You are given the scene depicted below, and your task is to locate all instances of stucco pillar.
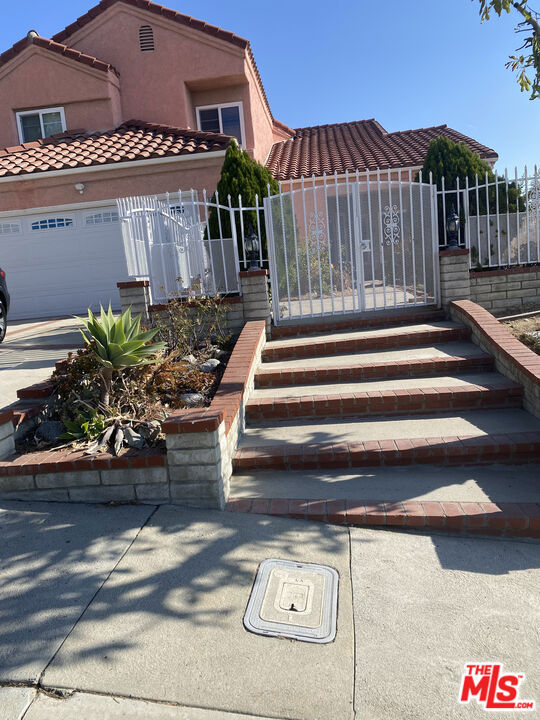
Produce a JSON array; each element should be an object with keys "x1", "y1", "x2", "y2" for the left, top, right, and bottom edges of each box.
[
  {"x1": 239, "y1": 270, "x2": 271, "y2": 337},
  {"x1": 439, "y1": 249, "x2": 471, "y2": 311}
]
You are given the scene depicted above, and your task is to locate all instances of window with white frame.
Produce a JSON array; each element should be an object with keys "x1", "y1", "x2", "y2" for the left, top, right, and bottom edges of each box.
[
  {"x1": 196, "y1": 102, "x2": 244, "y2": 145},
  {"x1": 16, "y1": 107, "x2": 66, "y2": 144}
]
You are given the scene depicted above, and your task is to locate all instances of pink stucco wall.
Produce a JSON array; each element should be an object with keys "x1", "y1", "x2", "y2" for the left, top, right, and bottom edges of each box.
[
  {"x1": 0, "y1": 2, "x2": 293, "y2": 211},
  {"x1": 0, "y1": 47, "x2": 121, "y2": 149},
  {"x1": 0, "y1": 154, "x2": 225, "y2": 212}
]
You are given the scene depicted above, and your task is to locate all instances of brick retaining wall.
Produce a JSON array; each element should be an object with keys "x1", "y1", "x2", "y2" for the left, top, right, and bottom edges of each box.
[{"x1": 0, "y1": 320, "x2": 267, "y2": 507}]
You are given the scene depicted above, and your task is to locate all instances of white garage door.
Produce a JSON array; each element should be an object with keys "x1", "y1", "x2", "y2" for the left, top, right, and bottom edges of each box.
[{"x1": 0, "y1": 205, "x2": 128, "y2": 320}]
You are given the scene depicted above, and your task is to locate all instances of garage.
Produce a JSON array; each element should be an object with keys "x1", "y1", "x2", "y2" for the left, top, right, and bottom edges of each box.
[{"x1": 0, "y1": 204, "x2": 127, "y2": 320}]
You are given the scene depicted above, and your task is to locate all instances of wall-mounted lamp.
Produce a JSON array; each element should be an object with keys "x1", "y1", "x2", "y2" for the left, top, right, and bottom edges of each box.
[{"x1": 74, "y1": 183, "x2": 86, "y2": 195}]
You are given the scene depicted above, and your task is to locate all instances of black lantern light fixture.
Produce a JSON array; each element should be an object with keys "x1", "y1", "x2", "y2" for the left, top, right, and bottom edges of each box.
[
  {"x1": 245, "y1": 222, "x2": 260, "y2": 270},
  {"x1": 446, "y1": 204, "x2": 460, "y2": 248}
]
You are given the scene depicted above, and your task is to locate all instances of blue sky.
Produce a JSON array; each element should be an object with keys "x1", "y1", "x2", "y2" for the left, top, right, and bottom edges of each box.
[{"x1": 3, "y1": 0, "x2": 539, "y2": 172}]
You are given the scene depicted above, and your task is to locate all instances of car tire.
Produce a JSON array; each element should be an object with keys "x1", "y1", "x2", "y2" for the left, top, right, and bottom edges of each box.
[{"x1": 0, "y1": 300, "x2": 7, "y2": 343}]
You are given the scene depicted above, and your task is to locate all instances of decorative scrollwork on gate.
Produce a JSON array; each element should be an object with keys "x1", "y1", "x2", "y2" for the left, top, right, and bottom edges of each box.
[
  {"x1": 383, "y1": 204, "x2": 400, "y2": 245},
  {"x1": 308, "y1": 210, "x2": 326, "y2": 243},
  {"x1": 527, "y1": 180, "x2": 540, "y2": 214}
]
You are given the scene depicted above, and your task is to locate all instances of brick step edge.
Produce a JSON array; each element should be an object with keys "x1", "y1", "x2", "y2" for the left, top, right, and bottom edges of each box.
[
  {"x1": 271, "y1": 308, "x2": 445, "y2": 339},
  {"x1": 233, "y1": 434, "x2": 540, "y2": 470},
  {"x1": 255, "y1": 355, "x2": 495, "y2": 387},
  {"x1": 226, "y1": 498, "x2": 540, "y2": 538},
  {"x1": 246, "y1": 385, "x2": 522, "y2": 421},
  {"x1": 263, "y1": 327, "x2": 471, "y2": 361}
]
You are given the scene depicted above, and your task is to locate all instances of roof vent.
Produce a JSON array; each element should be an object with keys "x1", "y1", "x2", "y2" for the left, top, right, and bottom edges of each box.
[
  {"x1": 139, "y1": 25, "x2": 154, "y2": 52},
  {"x1": 27, "y1": 30, "x2": 38, "y2": 41}
]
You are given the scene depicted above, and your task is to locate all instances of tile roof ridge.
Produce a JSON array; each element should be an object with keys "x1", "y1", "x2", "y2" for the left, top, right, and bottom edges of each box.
[
  {"x1": 118, "y1": 119, "x2": 234, "y2": 141},
  {"x1": 0, "y1": 31, "x2": 119, "y2": 75},
  {"x1": 386, "y1": 123, "x2": 449, "y2": 136},
  {"x1": 292, "y1": 119, "x2": 385, "y2": 135}
]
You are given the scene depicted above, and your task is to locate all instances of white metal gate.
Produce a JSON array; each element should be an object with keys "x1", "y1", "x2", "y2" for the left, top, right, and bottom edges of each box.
[
  {"x1": 117, "y1": 192, "x2": 240, "y2": 303},
  {"x1": 265, "y1": 171, "x2": 440, "y2": 323}
]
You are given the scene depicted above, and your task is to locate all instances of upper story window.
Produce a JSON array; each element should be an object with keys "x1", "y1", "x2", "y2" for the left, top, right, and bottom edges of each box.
[
  {"x1": 16, "y1": 107, "x2": 66, "y2": 144},
  {"x1": 139, "y1": 25, "x2": 155, "y2": 51},
  {"x1": 196, "y1": 102, "x2": 244, "y2": 145}
]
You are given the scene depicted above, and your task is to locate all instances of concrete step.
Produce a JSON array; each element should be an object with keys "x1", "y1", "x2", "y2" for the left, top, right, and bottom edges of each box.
[
  {"x1": 263, "y1": 322, "x2": 470, "y2": 362},
  {"x1": 255, "y1": 342, "x2": 493, "y2": 387},
  {"x1": 230, "y1": 464, "x2": 540, "y2": 503},
  {"x1": 246, "y1": 376, "x2": 523, "y2": 422},
  {"x1": 234, "y1": 409, "x2": 540, "y2": 470},
  {"x1": 226, "y1": 496, "x2": 540, "y2": 539},
  {"x1": 271, "y1": 307, "x2": 445, "y2": 339}
]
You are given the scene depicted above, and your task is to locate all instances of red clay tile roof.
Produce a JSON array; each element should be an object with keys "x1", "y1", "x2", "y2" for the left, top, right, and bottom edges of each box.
[
  {"x1": 0, "y1": 32, "x2": 119, "y2": 76},
  {"x1": 51, "y1": 0, "x2": 294, "y2": 136},
  {"x1": 0, "y1": 120, "x2": 232, "y2": 177},
  {"x1": 266, "y1": 120, "x2": 498, "y2": 180}
]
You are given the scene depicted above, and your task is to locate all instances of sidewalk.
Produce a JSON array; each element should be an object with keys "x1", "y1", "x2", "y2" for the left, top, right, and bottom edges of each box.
[{"x1": 0, "y1": 500, "x2": 538, "y2": 719}]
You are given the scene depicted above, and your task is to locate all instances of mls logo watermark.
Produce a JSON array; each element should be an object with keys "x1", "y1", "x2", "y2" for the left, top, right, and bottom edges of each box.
[{"x1": 459, "y1": 664, "x2": 535, "y2": 711}]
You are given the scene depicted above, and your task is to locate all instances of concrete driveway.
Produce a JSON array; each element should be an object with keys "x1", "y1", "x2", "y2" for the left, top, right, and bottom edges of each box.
[
  {"x1": 0, "y1": 317, "x2": 81, "y2": 406},
  {"x1": 0, "y1": 501, "x2": 538, "y2": 719}
]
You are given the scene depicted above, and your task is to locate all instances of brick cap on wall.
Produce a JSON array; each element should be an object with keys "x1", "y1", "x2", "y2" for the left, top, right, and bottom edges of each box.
[
  {"x1": 149, "y1": 295, "x2": 242, "y2": 312},
  {"x1": 117, "y1": 280, "x2": 150, "y2": 289},
  {"x1": 239, "y1": 269, "x2": 268, "y2": 277},
  {"x1": 470, "y1": 264, "x2": 540, "y2": 278},
  {"x1": 162, "y1": 320, "x2": 266, "y2": 436},
  {"x1": 440, "y1": 248, "x2": 469, "y2": 257},
  {"x1": 451, "y1": 300, "x2": 540, "y2": 386}
]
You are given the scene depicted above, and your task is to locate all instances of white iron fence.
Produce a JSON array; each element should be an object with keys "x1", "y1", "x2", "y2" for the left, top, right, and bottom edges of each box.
[
  {"x1": 436, "y1": 166, "x2": 540, "y2": 269},
  {"x1": 265, "y1": 170, "x2": 439, "y2": 323},
  {"x1": 117, "y1": 192, "x2": 241, "y2": 303}
]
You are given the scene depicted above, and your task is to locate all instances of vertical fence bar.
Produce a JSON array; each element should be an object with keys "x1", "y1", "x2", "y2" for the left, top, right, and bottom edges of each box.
[
  {"x1": 365, "y1": 169, "x2": 377, "y2": 310},
  {"x1": 474, "y1": 173, "x2": 481, "y2": 266},
  {"x1": 398, "y1": 168, "x2": 407, "y2": 304},
  {"x1": 255, "y1": 194, "x2": 263, "y2": 267},
  {"x1": 333, "y1": 172, "x2": 346, "y2": 313},
  {"x1": 346, "y1": 170, "x2": 360, "y2": 312},
  {"x1": 214, "y1": 190, "x2": 229, "y2": 293},
  {"x1": 265, "y1": 183, "x2": 280, "y2": 323},
  {"x1": 202, "y1": 188, "x2": 217, "y2": 295},
  {"x1": 312, "y1": 174, "x2": 325, "y2": 314},
  {"x1": 238, "y1": 194, "x2": 246, "y2": 271},
  {"x1": 515, "y1": 167, "x2": 521, "y2": 266},
  {"x1": 299, "y1": 175, "x2": 314, "y2": 317},
  {"x1": 504, "y1": 169, "x2": 511, "y2": 265},
  {"x1": 420, "y1": 172, "x2": 428, "y2": 304},
  {"x1": 485, "y1": 171, "x2": 491, "y2": 266},
  {"x1": 495, "y1": 174, "x2": 501, "y2": 267},
  {"x1": 289, "y1": 180, "x2": 303, "y2": 317},
  {"x1": 456, "y1": 176, "x2": 461, "y2": 244},
  {"x1": 408, "y1": 168, "x2": 417, "y2": 305},
  {"x1": 464, "y1": 176, "x2": 471, "y2": 259},
  {"x1": 353, "y1": 169, "x2": 365, "y2": 313},
  {"x1": 536, "y1": 166, "x2": 540, "y2": 262},
  {"x1": 322, "y1": 173, "x2": 336, "y2": 314},
  {"x1": 387, "y1": 168, "x2": 397, "y2": 306},
  {"x1": 228, "y1": 194, "x2": 241, "y2": 293},
  {"x1": 376, "y1": 168, "x2": 387, "y2": 309},
  {"x1": 278, "y1": 181, "x2": 293, "y2": 319},
  {"x1": 525, "y1": 166, "x2": 531, "y2": 263},
  {"x1": 441, "y1": 175, "x2": 447, "y2": 246}
]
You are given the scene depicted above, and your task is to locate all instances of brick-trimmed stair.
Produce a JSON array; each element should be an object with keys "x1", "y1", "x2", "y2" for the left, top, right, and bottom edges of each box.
[{"x1": 229, "y1": 313, "x2": 540, "y2": 537}]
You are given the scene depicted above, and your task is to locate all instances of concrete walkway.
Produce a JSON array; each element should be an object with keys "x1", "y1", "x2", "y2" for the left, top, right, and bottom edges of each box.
[
  {"x1": 1, "y1": 317, "x2": 81, "y2": 406},
  {"x1": 1, "y1": 500, "x2": 538, "y2": 719}
]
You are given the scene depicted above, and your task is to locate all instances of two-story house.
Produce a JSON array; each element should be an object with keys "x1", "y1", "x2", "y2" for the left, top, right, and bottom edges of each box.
[{"x1": 0, "y1": 0, "x2": 497, "y2": 319}]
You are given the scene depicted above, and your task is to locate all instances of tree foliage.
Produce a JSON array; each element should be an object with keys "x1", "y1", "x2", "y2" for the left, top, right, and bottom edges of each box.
[
  {"x1": 207, "y1": 140, "x2": 279, "y2": 263},
  {"x1": 478, "y1": 1, "x2": 540, "y2": 99},
  {"x1": 419, "y1": 136, "x2": 523, "y2": 244}
]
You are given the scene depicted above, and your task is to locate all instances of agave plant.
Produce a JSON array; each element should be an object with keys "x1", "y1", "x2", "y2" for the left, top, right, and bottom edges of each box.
[{"x1": 76, "y1": 304, "x2": 167, "y2": 405}]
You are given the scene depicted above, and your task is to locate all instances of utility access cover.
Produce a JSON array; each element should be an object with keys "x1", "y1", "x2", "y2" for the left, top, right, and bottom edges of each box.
[{"x1": 244, "y1": 558, "x2": 338, "y2": 643}]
